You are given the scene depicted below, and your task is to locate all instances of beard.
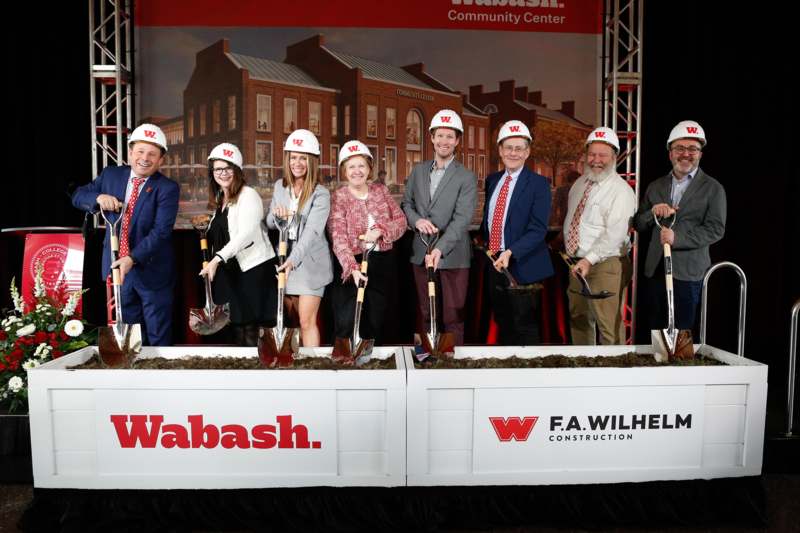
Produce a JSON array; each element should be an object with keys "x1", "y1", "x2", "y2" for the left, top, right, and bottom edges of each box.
[{"x1": 584, "y1": 161, "x2": 616, "y2": 183}]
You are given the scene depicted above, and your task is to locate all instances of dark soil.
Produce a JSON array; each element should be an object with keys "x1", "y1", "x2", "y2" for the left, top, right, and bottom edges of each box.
[
  {"x1": 415, "y1": 352, "x2": 726, "y2": 369},
  {"x1": 72, "y1": 354, "x2": 397, "y2": 370}
]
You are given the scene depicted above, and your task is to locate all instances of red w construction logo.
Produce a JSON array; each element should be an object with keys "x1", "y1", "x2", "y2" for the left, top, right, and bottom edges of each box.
[
  {"x1": 509, "y1": 125, "x2": 520, "y2": 132},
  {"x1": 223, "y1": 149, "x2": 234, "y2": 157},
  {"x1": 440, "y1": 116, "x2": 452, "y2": 123},
  {"x1": 686, "y1": 126, "x2": 698, "y2": 134},
  {"x1": 348, "y1": 144, "x2": 359, "y2": 152},
  {"x1": 144, "y1": 130, "x2": 156, "y2": 138},
  {"x1": 293, "y1": 139, "x2": 304, "y2": 146},
  {"x1": 595, "y1": 131, "x2": 606, "y2": 138},
  {"x1": 489, "y1": 416, "x2": 539, "y2": 442}
]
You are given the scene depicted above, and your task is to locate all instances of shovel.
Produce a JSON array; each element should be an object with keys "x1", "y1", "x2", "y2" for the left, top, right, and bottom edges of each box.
[
  {"x1": 258, "y1": 213, "x2": 299, "y2": 367},
  {"x1": 332, "y1": 238, "x2": 378, "y2": 366},
  {"x1": 98, "y1": 205, "x2": 142, "y2": 367},
  {"x1": 413, "y1": 231, "x2": 455, "y2": 362},
  {"x1": 559, "y1": 252, "x2": 614, "y2": 300},
  {"x1": 188, "y1": 215, "x2": 230, "y2": 335},
  {"x1": 474, "y1": 239, "x2": 542, "y2": 293},
  {"x1": 651, "y1": 212, "x2": 695, "y2": 362}
]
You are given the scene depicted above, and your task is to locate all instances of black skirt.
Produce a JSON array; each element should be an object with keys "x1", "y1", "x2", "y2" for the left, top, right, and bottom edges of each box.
[{"x1": 208, "y1": 208, "x2": 277, "y2": 326}]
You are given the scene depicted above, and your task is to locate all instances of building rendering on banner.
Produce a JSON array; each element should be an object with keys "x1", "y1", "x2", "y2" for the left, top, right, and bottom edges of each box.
[
  {"x1": 469, "y1": 80, "x2": 593, "y2": 188},
  {"x1": 156, "y1": 34, "x2": 592, "y2": 219}
]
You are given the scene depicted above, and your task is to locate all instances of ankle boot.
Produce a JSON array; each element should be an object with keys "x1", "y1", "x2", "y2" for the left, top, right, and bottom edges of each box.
[
  {"x1": 231, "y1": 325, "x2": 247, "y2": 346},
  {"x1": 243, "y1": 324, "x2": 260, "y2": 347}
]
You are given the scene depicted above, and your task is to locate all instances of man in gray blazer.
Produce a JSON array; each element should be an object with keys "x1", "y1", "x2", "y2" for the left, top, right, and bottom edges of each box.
[
  {"x1": 402, "y1": 109, "x2": 477, "y2": 345},
  {"x1": 633, "y1": 120, "x2": 726, "y2": 332}
]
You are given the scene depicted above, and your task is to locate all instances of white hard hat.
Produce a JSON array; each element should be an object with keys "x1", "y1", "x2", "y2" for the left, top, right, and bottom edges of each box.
[
  {"x1": 208, "y1": 143, "x2": 243, "y2": 170},
  {"x1": 586, "y1": 127, "x2": 620, "y2": 152},
  {"x1": 338, "y1": 140, "x2": 373, "y2": 167},
  {"x1": 497, "y1": 120, "x2": 532, "y2": 144},
  {"x1": 128, "y1": 123, "x2": 168, "y2": 152},
  {"x1": 666, "y1": 120, "x2": 706, "y2": 149},
  {"x1": 429, "y1": 109, "x2": 464, "y2": 134},
  {"x1": 283, "y1": 129, "x2": 320, "y2": 156}
]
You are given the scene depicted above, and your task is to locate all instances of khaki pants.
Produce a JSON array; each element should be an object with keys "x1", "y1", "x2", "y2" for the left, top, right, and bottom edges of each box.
[{"x1": 568, "y1": 255, "x2": 632, "y2": 345}]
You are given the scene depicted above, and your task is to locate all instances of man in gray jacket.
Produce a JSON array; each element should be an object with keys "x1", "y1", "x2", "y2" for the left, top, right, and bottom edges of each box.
[
  {"x1": 402, "y1": 109, "x2": 477, "y2": 345},
  {"x1": 634, "y1": 120, "x2": 726, "y2": 332}
]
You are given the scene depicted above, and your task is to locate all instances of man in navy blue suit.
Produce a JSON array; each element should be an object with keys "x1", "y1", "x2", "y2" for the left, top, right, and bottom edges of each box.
[
  {"x1": 72, "y1": 123, "x2": 180, "y2": 345},
  {"x1": 481, "y1": 120, "x2": 553, "y2": 345}
]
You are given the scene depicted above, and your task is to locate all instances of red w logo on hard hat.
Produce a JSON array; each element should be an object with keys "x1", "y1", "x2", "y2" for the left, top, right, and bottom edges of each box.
[
  {"x1": 686, "y1": 126, "x2": 699, "y2": 134},
  {"x1": 595, "y1": 131, "x2": 606, "y2": 138},
  {"x1": 293, "y1": 139, "x2": 303, "y2": 146},
  {"x1": 223, "y1": 149, "x2": 233, "y2": 157},
  {"x1": 348, "y1": 145, "x2": 359, "y2": 153},
  {"x1": 509, "y1": 125, "x2": 521, "y2": 133},
  {"x1": 144, "y1": 130, "x2": 156, "y2": 138},
  {"x1": 440, "y1": 116, "x2": 451, "y2": 123}
]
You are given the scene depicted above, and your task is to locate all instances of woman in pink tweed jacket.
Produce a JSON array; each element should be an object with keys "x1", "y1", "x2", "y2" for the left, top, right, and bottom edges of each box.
[{"x1": 327, "y1": 141, "x2": 407, "y2": 344}]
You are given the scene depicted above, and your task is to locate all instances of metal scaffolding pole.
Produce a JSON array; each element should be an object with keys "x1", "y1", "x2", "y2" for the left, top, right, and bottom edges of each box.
[
  {"x1": 602, "y1": 0, "x2": 643, "y2": 343},
  {"x1": 89, "y1": 0, "x2": 133, "y2": 180}
]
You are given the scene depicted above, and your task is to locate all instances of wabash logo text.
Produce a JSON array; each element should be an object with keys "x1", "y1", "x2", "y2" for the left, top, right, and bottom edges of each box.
[{"x1": 110, "y1": 414, "x2": 322, "y2": 449}]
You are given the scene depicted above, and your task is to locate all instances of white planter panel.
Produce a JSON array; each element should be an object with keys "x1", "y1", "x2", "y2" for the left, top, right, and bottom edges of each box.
[
  {"x1": 406, "y1": 344, "x2": 767, "y2": 486},
  {"x1": 28, "y1": 346, "x2": 406, "y2": 489}
]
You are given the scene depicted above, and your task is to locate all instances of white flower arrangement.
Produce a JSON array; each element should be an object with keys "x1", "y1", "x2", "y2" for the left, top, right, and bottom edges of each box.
[
  {"x1": 62, "y1": 291, "x2": 81, "y2": 317},
  {"x1": 64, "y1": 319, "x2": 84, "y2": 337},
  {"x1": 16, "y1": 324, "x2": 35, "y2": 337},
  {"x1": 10, "y1": 279, "x2": 24, "y2": 314},
  {"x1": 22, "y1": 359, "x2": 41, "y2": 371},
  {"x1": 33, "y1": 261, "x2": 46, "y2": 299},
  {"x1": 2, "y1": 262, "x2": 94, "y2": 413},
  {"x1": 7, "y1": 376, "x2": 24, "y2": 393}
]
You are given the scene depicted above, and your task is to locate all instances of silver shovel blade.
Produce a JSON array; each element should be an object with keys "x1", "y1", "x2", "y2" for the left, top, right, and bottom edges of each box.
[
  {"x1": 651, "y1": 328, "x2": 677, "y2": 362},
  {"x1": 188, "y1": 303, "x2": 231, "y2": 336},
  {"x1": 353, "y1": 339, "x2": 375, "y2": 366},
  {"x1": 413, "y1": 333, "x2": 432, "y2": 362}
]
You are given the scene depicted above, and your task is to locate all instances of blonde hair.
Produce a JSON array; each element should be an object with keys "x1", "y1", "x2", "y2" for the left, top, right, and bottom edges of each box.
[{"x1": 282, "y1": 151, "x2": 321, "y2": 213}]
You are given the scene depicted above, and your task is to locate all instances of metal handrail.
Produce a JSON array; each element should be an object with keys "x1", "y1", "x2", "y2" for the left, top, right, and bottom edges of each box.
[
  {"x1": 699, "y1": 262, "x2": 747, "y2": 357},
  {"x1": 786, "y1": 299, "x2": 800, "y2": 437}
]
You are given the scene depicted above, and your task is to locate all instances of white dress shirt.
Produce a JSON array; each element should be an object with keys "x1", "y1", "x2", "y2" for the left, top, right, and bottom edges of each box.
[
  {"x1": 487, "y1": 166, "x2": 524, "y2": 250},
  {"x1": 670, "y1": 167, "x2": 697, "y2": 206},
  {"x1": 563, "y1": 171, "x2": 636, "y2": 265}
]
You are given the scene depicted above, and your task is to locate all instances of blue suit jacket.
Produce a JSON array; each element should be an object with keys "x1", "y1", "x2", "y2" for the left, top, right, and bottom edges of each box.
[
  {"x1": 481, "y1": 166, "x2": 553, "y2": 284},
  {"x1": 72, "y1": 165, "x2": 180, "y2": 290}
]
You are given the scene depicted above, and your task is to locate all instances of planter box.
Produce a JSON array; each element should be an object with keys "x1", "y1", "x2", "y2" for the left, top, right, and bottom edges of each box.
[
  {"x1": 405, "y1": 344, "x2": 767, "y2": 486},
  {"x1": 27, "y1": 346, "x2": 406, "y2": 489}
]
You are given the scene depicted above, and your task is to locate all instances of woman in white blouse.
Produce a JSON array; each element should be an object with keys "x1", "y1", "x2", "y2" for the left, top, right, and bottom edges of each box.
[{"x1": 199, "y1": 143, "x2": 276, "y2": 346}]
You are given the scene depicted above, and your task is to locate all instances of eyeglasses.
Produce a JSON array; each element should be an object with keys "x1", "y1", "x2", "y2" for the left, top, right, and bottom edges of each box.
[
  {"x1": 670, "y1": 145, "x2": 701, "y2": 155},
  {"x1": 213, "y1": 167, "x2": 234, "y2": 176},
  {"x1": 501, "y1": 145, "x2": 528, "y2": 155}
]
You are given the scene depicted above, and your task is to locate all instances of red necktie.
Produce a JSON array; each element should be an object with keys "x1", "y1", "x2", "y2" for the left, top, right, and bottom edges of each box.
[
  {"x1": 488, "y1": 175, "x2": 512, "y2": 253},
  {"x1": 119, "y1": 177, "x2": 145, "y2": 258},
  {"x1": 566, "y1": 180, "x2": 594, "y2": 256}
]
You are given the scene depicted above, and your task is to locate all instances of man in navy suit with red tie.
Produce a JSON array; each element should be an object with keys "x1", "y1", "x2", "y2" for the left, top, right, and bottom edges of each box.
[
  {"x1": 72, "y1": 123, "x2": 180, "y2": 345},
  {"x1": 481, "y1": 120, "x2": 553, "y2": 344}
]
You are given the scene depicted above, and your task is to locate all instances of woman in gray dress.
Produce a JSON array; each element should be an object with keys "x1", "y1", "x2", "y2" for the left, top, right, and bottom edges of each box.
[{"x1": 266, "y1": 129, "x2": 333, "y2": 347}]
